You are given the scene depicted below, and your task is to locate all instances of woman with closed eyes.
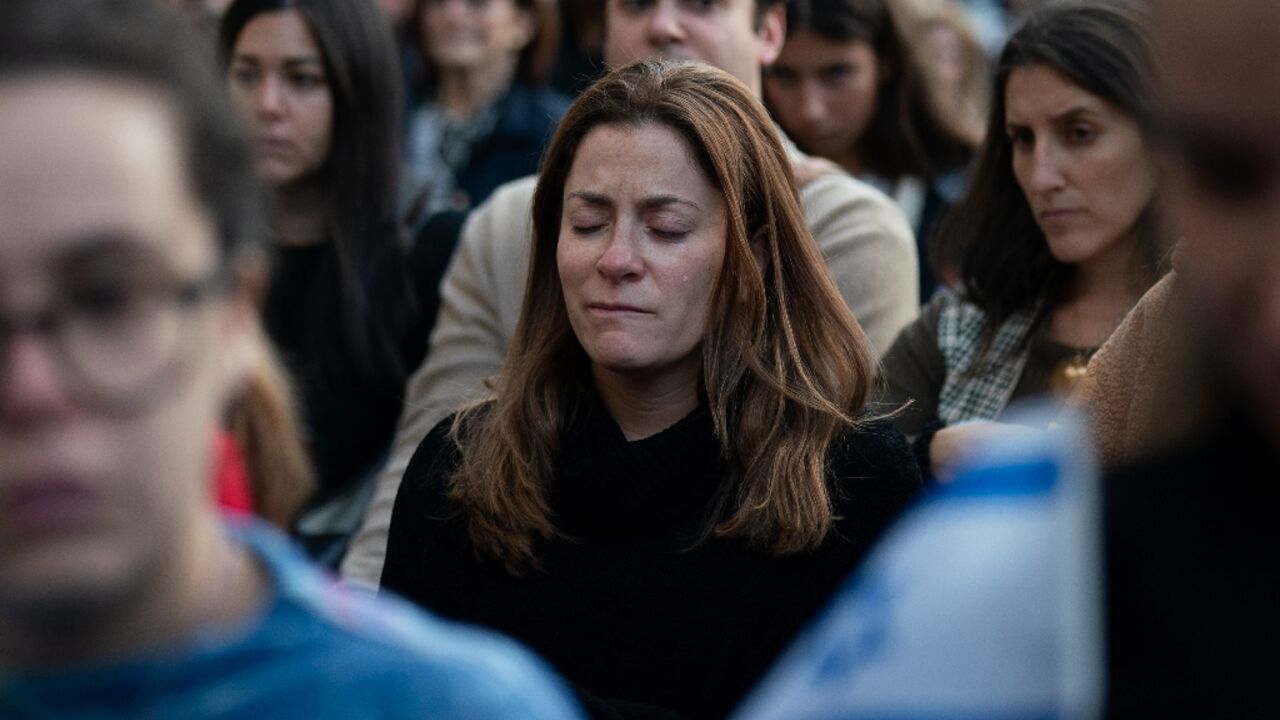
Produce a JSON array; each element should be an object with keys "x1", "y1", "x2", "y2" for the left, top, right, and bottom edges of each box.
[{"x1": 381, "y1": 59, "x2": 921, "y2": 720}]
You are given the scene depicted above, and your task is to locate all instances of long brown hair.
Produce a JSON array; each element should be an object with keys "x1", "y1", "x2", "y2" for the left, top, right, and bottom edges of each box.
[{"x1": 446, "y1": 59, "x2": 876, "y2": 573}]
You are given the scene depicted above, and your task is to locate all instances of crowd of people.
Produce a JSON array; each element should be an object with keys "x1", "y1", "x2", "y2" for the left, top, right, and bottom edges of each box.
[{"x1": 1, "y1": 0, "x2": 1276, "y2": 717}]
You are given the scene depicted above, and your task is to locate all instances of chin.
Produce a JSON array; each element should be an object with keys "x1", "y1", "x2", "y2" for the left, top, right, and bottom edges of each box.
[
  {"x1": 0, "y1": 539, "x2": 143, "y2": 621},
  {"x1": 1045, "y1": 234, "x2": 1104, "y2": 265}
]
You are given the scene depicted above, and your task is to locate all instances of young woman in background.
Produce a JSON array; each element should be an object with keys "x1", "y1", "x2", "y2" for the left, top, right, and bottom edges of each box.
[{"x1": 764, "y1": 0, "x2": 976, "y2": 297}]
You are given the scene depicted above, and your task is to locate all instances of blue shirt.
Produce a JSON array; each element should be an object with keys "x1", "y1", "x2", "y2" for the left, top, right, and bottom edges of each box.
[{"x1": 1, "y1": 519, "x2": 584, "y2": 719}]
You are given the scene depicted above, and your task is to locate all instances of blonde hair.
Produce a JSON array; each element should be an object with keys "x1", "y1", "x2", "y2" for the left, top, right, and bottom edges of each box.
[
  {"x1": 225, "y1": 323, "x2": 313, "y2": 528},
  {"x1": 448, "y1": 60, "x2": 876, "y2": 572}
]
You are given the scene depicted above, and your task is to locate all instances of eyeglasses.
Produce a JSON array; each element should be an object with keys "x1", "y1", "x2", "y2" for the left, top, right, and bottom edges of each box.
[
  {"x1": 421, "y1": 0, "x2": 497, "y2": 10},
  {"x1": 0, "y1": 268, "x2": 228, "y2": 415}
]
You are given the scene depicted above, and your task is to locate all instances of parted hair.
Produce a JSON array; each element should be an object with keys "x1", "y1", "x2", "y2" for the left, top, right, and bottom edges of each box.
[
  {"x1": 778, "y1": 0, "x2": 975, "y2": 183},
  {"x1": 933, "y1": 0, "x2": 1165, "y2": 333},
  {"x1": 447, "y1": 59, "x2": 876, "y2": 573}
]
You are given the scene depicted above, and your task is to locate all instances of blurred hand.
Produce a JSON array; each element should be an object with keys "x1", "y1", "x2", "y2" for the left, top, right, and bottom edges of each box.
[{"x1": 930, "y1": 421, "x2": 1041, "y2": 481}]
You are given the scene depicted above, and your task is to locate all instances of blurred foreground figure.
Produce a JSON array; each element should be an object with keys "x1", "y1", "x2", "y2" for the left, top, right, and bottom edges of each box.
[
  {"x1": 1105, "y1": 0, "x2": 1280, "y2": 714},
  {"x1": 0, "y1": 1, "x2": 581, "y2": 717}
]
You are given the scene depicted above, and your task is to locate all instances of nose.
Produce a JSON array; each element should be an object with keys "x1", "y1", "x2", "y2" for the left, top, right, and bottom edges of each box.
[
  {"x1": 253, "y1": 75, "x2": 285, "y2": 119},
  {"x1": 1026, "y1": 140, "x2": 1066, "y2": 195},
  {"x1": 645, "y1": 0, "x2": 687, "y2": 49},
  {"x1": 596, "y1": 227, "x2": 644, "y2": 282},
  {"x1": 0, "y1": 332, "x2": 71, "y2": 432},
  {"x1": 798, "y1": 81, "x2": 826, "y2": 125}
]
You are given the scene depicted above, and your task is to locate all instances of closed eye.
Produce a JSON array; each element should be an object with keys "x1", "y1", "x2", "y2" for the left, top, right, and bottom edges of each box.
[{"x1": 649, "y1": 228, "x2": 689, "y2": 240}]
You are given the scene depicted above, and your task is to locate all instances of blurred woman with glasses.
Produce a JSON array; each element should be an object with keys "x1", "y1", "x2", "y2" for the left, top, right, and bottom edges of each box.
[{"x1": 0, "y1": 2, "x2": 580, "y2": 715}]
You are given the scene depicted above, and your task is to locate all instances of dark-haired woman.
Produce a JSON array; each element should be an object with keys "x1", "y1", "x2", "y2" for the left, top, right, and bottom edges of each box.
[
  {"x1": 382, "y1": 60, "x2": 920, "y2": 719},
  {"x1": 763, "y1": 0, "x2": 977, "y2": 297},
  {"x1": 405, "y1": 0, "x2": 569, "y2": 213},
  {"x1": 221, "y1": 0, "x2": 433, "y2": 562},
  {"x1": 879, "y1": 0, "x2": 1166, "y2": 480}
]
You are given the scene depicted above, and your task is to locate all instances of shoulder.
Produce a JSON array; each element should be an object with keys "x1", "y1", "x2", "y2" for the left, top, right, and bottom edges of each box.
[
  {"x1": 496, "y1": 85, "x2": 571, "y2": 137},
  {"x1": 455, "y1": 175, "x2": 537, "y2": 266},
  {"x1": 829, "y1": 420, "x2": 922, "y2": 501},
  {"x1": 235, "y1": 522, "x2": 583, "y2": 719},
  {"x1": 787, "y1": 148, "x2": 911, "y2": 245},
  {"x1": 466, "y1": 175, "x2": 538, "y2": 235},
  {"x1": 402, "y1": 413, "x2": 467, "y2": 498}
]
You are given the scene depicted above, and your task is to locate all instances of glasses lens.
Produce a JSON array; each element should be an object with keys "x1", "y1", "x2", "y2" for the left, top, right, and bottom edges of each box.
[{"x1": 62, "y1": 286, "x2": 185, "y2": 403}]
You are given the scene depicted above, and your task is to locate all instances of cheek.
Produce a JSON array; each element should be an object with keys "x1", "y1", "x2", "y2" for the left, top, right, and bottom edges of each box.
[
  {"x1": 308, "y1": 97, "x2": 334, "y2": 158},
  {"x1": 842, "y1": 79, "x2": 878, "y2": 131}
]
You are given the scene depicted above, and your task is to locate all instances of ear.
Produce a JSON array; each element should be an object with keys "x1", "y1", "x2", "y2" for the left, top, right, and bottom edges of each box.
[{"x1": 757, "y1": 3, "x2": 786, "y2": 67}]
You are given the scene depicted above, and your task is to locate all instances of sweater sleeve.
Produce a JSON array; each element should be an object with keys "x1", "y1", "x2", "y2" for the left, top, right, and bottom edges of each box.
[
  {"x1": 341, "y1": 177, "x2": 535, "y2": 588},
  {"x1": 878, "y1": 294, "x2": 947, "y2": 438},
  {"x1": 799, "y1": 169, "x2": 920, "y2": 358}
]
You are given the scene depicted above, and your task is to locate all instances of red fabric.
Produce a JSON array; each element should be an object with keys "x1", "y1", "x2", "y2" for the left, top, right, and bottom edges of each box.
[{"x1": 214, "y1": 430, "x2": 254, "y2": 514}]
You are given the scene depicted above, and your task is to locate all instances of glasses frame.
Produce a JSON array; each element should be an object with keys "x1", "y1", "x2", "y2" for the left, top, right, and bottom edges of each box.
[{"x1": 0, "y1": 266, "x2": 232, "y2": 415}]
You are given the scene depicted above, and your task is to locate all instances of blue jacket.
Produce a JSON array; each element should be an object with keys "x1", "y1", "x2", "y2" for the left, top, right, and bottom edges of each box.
[{"x1": 2, "y1": 519, "x2": 584, "y2": 720}]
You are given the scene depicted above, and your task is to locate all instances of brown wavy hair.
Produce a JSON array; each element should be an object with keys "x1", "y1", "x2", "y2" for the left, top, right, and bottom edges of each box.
[{"x1": 444, "y1": 59, "x2": 875, "y2": 573}]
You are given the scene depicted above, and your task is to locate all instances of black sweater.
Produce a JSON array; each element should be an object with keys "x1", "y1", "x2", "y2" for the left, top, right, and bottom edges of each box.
[
  {"x1": 1105, "y1": 402, "x2": 1280, "y2": 717},
  {"x1": 381, "y1": 400, "x2": 921, "y2": 719}
]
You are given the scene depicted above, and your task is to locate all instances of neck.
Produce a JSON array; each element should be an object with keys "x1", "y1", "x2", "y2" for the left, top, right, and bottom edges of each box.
[
  {"x1": 1068, "y1": 230, "x2": 1147, "y2": 309},
  {"x1": 831, "y1": 147, "x2": 864, "y2": 177},
  {"x1": 1, "y1": 514, "x2": 266, "y2": 672},
  {"x1": 1050, "y1": 231, "x2": 1148, "y2": 347},
  {"x1": 592, "y1": 363, "x2": 700, "y2": 441},
  {"x1": 435, "y1": 55, "x2": 518, "y2": 121},
  {"x1": 272, "y1": 178, "x2": 328, "y2": 247}
]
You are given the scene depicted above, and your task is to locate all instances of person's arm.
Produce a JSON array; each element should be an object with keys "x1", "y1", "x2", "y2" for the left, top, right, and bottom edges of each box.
[
  {"x1": 341, "y1": 177, "x2": 536, "y2": 588},
  {"x1": 798, "y1": 169, "x2": 920, "y2": 357},
  {"x1": 877, "y1": 298, "x2": 947, "y2": 438}
]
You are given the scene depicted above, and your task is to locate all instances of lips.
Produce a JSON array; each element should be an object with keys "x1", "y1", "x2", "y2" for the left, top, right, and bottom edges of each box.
[
  {"x1": 1038, "y1": 208, "x2": 1083, "y2": 223},
  {"x1": 0, "y1": 475, "x2": 105, "y2": 537},
  {"x1": 255, "y1": 138, "x2": 294, "y2": 157},
  {"x1": 587, "y1": 302, "x2": 651, "y2": 315}
]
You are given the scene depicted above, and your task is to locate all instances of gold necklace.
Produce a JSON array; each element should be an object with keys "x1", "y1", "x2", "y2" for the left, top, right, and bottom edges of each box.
[{"x1": 1048, "y1": 346, "x2": 1094, "y2": 396}]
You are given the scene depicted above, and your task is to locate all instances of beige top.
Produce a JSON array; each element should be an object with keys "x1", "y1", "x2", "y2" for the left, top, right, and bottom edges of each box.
[
  {"x1": 341, "y1": 147, "x2": 919, "y2": 587},
  {"x1": 1066, "y1": 272, "x2": 1184, "y2": 468}
]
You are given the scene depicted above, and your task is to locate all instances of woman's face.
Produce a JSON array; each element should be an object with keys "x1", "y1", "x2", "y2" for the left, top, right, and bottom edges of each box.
[
  {"x1": 0, "y1": 77, "x2": 249, "y2": 620},
  {"x1": 1005, "y1": 64, "x2": 1156, "y2": 267},
  {"x1": 419, "y1": 0, "x2": 534, "y2": 72},
  {"x1": 227, "y1": 10, "x2": 334, "y2": 187},
  {"x1": 557, "y1": 123, "x2": 728, "y2": 391},
  {"x1": 764, "y1": 31, "x2": 880, "y2": 170}
]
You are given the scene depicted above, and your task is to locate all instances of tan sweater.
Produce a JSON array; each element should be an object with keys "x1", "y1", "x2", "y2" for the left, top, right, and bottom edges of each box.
[
  {"x1": 341, "y1": 155, "x2": 919, "y2": 587},
  {"x1": 1068, "y1": 272, "x2": 1182, "y2": 467}
]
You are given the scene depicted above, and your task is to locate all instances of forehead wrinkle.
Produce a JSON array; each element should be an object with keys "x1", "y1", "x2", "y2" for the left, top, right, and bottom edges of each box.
[{"x1": 639, "y1": 195, "x2": 700, "y2": 212}]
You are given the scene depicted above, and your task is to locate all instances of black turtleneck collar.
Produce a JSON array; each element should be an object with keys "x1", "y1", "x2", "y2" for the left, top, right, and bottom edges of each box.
[{"x1": 552, "y1": 388, "x2": 726, "y2": 539}]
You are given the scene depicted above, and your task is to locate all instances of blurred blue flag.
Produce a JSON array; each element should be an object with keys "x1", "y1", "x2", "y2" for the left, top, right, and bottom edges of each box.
[{"x1": 733, "y1": 404, "x2": 1104, "y2": 720}]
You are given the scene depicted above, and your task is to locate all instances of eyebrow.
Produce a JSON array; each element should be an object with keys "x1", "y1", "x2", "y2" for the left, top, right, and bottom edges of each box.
[
  {"x1": 230, "y1": 54, "x2": 324, "y2": 70},
  {"x1": 567, "y1": 190, "x2": 701, "y2": 211},
  {"x1": 1006, "y1": 105, "x2": 1101, "y2": 127},
  {"x1": 51, "y1": 231, "x2": 163, "y2": 270}
]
